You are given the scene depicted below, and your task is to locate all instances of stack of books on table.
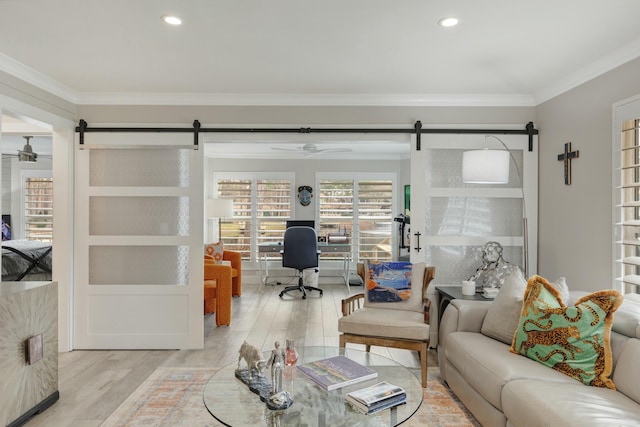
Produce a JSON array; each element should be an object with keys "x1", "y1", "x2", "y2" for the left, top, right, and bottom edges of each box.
[
  {"x1": 345, "y1": 381, "x2": 407, "y2": 415},
  {"x1": 296, "y1": 355, "x2": 378, "y2": 391}
]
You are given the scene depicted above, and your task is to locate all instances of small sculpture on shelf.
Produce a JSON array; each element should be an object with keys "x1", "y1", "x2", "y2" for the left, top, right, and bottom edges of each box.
[{"x1": 468, "y1": 241, "x2": 521, "y2": 291}]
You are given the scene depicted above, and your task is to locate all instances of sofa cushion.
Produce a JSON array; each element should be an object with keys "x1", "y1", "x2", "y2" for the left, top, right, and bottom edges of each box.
[
  {"x1": 612, "y1": 294, "x2": 640, "y2": 338},
  {"x1": 337, "y1": 306, "x2": 429, "y2": 340},
  {"x1": 363, "y1": 262, "x2": 425, "y2": 313},
  {"x1": 445, "y1": 331, "x2": 575, "y2": 411},
  {"x1": 503, "y1": 379, "x2": 640, "y2": 427},
  {"x1": 481, "y1": 269, "x2": 569, "y2": 345},
  {"x1": 612, "y1": 338, "x2": 640, "y2": 404},
  {"x1": 510, "y1": 275, "x2": 622, "y2": 389},
  {"x1": 480, "y1": 268, "x2": 526, "y2": 344}
]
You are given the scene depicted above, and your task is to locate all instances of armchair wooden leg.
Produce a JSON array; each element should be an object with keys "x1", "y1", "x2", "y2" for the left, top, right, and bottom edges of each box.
[{"x1": 420, "y1": 341, "x2": 428, "y2": 388}]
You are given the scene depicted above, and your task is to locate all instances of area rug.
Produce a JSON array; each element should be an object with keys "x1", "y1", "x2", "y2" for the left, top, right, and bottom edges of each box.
[{"x1": 101, "y1": 366, "x2": 478, "y2": 426}]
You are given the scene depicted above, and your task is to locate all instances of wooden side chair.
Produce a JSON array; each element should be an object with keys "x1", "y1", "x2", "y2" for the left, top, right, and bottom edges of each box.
[{"x1": 338, "y1": 263, "x2": 435, "y2": 387}]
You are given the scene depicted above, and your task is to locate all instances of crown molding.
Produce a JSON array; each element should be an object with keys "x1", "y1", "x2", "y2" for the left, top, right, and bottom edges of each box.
[
  {"x1": 3, "y1": 40, "x2": 639, "y2": 109},
  {"x1": 0, "y1": 52, "x2": 78, "y2": 104},
  {"x1": 535, "y1": 37, "x2": 640, "y2": 105},
  {"x1": 74, "y1": 92, "x2": 536, "y2": 107}
]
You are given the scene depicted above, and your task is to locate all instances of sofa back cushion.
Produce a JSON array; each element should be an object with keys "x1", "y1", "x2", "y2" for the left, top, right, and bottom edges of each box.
[
  {"x1": 480, "y1": 269, "x2": 569, "y2": 345},
  {"x1": 612, "y1": 294, "x2": 640, "y2": 338},
  {"x1": 480, "y1": 268, "x2": 528, "y2": 344},
  {"x1": 612, "y1": 338, "x2": 640, "y2": 404}
]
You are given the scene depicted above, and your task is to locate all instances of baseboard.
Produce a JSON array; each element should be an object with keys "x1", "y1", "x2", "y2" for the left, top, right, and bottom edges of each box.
[{"x1": 7, "y1": 391, "x2": 59, "y2": 427}]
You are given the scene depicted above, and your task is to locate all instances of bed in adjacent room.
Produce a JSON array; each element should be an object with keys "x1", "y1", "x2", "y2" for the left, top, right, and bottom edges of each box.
[{"x1": 2, "y1": 239, "x2": 52, "y2": 281}]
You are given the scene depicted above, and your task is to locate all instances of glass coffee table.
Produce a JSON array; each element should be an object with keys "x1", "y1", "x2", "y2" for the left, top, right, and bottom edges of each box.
[{"x1": 203, "y1": 346, "x2": 422, "y2": 426}]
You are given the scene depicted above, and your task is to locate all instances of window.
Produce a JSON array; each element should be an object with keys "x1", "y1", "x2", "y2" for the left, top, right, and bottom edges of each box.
[
  {"x1": 318, "y1": 174, "x2": 395, "y2": 264},
  {"x1": 23, "y1": 172, "x2": 53, "y2": 242},
  {"x1": 215, "y1": 173, "x2": 294, "y2": 260},
  {"x1": 618, "y1": 118, "x2": 640, "y2": 293}
]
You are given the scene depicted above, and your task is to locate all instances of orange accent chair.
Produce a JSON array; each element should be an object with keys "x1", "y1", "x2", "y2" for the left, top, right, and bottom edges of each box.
[
  {"x1": 204, "y1": 255, "x2": 233, "y2": 326},
  {"x1": 223, "y1": 250, "x2": 242, "y2": 297}
]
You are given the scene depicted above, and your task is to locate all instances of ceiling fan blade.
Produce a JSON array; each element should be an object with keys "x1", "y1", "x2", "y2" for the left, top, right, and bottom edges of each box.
[
  {"x1": 318, "y1": 148, "x2": 352, "y2": 153},
  {"x1": 271, "y1": 143, "x2": 352, "y2": 156},
  {"x1": 271, "y1": 147, "x2": 303, "y2": 152}
]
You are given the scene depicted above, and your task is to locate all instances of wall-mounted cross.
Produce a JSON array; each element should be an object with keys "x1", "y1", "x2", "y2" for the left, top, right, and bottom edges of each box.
[{"x1": 557, "y1": 142, "x2": 579, "y2": 185}]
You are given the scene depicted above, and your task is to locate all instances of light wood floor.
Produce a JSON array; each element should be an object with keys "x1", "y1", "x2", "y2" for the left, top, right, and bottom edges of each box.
[{"x1": 25, "y1": 278, "x2": 438, "y2": 427}]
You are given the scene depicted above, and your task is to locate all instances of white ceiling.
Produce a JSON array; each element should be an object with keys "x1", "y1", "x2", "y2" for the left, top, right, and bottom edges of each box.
[
  {"x1": 1, "y1": 1, "x2": 640, "y2": 158},
  {"x1": 1, "y1": 0, "x2": 640, "y2": 106}
]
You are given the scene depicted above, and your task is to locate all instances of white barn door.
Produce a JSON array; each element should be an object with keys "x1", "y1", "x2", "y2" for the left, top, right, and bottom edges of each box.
[
  {"x1": 410, "y1": 130, "x2": 538, "y2": 345},
  {"x1": 73, "y1": 131, "x2": 203, "y2": 349}
]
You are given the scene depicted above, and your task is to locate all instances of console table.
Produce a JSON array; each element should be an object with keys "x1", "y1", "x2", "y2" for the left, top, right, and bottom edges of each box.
[
  {"x1": 435, "y1": 285, "x2": 489, "y2": 326},
  {"x1": 203, "y1": 346, "x2": 422, "y2": 426},
  {"x1": 258, "y1": 243, "x2": 351, "y2": 290},
  {"x1": 0, "y1": 281, "x2": 59, "y2": 427}
]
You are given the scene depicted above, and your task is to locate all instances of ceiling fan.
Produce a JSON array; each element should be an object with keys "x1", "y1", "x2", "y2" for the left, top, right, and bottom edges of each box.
[
  {"x1": 1, "y1": 136, "x2": 43, "y2": 162},
  {"x1": 271, "y1": 143, "x2": 352, "y2": 157}
]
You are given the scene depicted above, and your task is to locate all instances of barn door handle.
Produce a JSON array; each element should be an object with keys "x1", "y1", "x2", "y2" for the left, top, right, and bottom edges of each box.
[{"x1": 414, "y1": 232, "x2": 422, "y2": 252}]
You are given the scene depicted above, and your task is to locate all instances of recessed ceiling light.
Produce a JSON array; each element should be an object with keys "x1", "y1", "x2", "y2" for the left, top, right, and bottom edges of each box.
[
  {"x1": 162, "y1": 15, "x2": 182, "y2": 26},
  {"x1": 438, "y1": 17, "x2": 459, "y2": 27}
]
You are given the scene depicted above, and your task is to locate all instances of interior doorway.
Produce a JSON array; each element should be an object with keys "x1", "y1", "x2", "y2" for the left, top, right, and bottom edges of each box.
[{"x1": 0, "y1": 112, "x2": 53, "y2": 281}]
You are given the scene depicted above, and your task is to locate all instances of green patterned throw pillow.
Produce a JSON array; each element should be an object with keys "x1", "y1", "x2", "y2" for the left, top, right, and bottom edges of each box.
[{"x1": 510, "y1": 275, "x2": 622, "y2": 389}]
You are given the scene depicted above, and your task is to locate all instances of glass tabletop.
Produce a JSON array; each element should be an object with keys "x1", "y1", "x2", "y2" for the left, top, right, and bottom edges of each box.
[{"x1": 203, "y1": 346, "x2": 423, "y2": 426}]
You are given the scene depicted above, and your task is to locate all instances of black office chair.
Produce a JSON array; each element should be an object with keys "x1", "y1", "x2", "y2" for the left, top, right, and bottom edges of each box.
[{"x1": 279, "y1": 226, "x2": 323, "y2": 299}]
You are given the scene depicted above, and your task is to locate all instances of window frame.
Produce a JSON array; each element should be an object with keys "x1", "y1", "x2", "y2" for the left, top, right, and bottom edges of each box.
[
  {"x1": 614, "y1": 95, "x2": 640, "y2": 294},
  {"x1": 10, "y1": 161, "x2": 53, "y2": 242},
  {"x1": 315, "y1": 172, "x2": 396, "y2": 265},
  {"x1": 213, "y1": 172, "x2": 295, "y2": 263}
]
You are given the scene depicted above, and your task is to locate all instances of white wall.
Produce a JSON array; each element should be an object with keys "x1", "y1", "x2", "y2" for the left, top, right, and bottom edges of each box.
[{"x1": 536, "y1": 57, "x2": 640, "y2": 291}]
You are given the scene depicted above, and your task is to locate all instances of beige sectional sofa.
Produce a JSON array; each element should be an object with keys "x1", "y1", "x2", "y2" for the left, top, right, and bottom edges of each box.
[{"x1": 438, "y1": 293, "x2": 640, "y2": 426}]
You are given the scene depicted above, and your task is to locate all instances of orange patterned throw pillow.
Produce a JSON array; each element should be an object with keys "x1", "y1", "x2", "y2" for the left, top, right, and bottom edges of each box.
[{"x1": 204, "y1": 242, "x2": 224, "y2": 264}]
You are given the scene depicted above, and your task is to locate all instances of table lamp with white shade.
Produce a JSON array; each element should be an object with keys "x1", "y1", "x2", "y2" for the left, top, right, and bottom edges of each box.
[{"x1": 207, "y1": 198, "x2": 234, "y2": 242}]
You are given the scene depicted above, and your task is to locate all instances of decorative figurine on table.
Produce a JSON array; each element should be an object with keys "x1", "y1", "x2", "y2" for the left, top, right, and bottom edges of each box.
[
  {"x1": 285, "y1": 339, "x2": 298, "y2": 366},
  {"x1": 267, "y1": 341, "x2": 286, "y2": 393},
  {"x1": 265, "y1": 340, "x2": 293, "y2": 410},
  {"x1": 234, "y1": 340, "x2": 293, "y2": 410},
  {"x1": 237, "y1": 341, "x2": 266, "y2": 381},
  {"x1": 468, "y1": 241, "x2": 520, "y2": 294}
]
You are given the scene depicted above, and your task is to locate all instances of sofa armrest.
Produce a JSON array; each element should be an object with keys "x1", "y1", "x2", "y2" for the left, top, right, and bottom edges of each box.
[
  {"x1": 204, "y1": 263, "x2": 232, "y2": 282},
  {"x1": 437, "y1": 299, "x2": 491, "y2": 379},
  {"x1": 452, "y1": 299, "x2": 490, "y2": 331},
  {"x1": 439, "y1": 299, "x2": 490, "y2": 339},
  {"x1": 223, "y1": 250, "x2": 241, "y2": 270}
]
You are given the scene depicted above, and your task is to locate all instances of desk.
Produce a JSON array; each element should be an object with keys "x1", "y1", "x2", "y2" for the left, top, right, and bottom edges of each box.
[
  {"x1": 203, "y1": 346, "x2": 422, "y2": 427},
  {"x1": 258, "y1": 243, "x2": 351, "y2": 290}
]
